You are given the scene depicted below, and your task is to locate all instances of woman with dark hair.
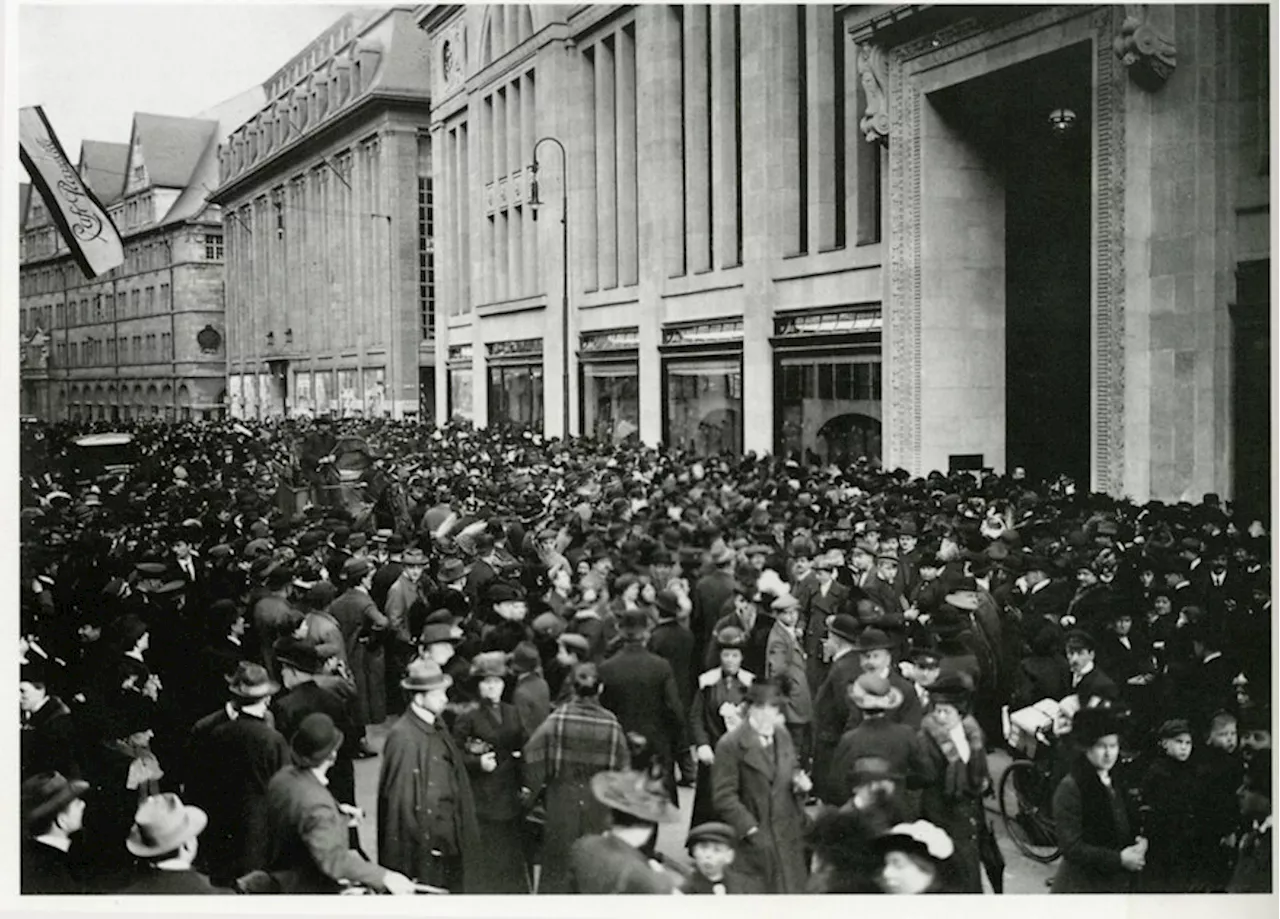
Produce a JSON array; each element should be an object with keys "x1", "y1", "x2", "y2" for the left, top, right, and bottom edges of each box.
[{"x1": 1050, "y1": 705, "x2": 1147, "y2": 893}]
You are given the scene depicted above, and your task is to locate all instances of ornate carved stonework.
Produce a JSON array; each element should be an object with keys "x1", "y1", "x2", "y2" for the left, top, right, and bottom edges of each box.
[
  {"x1": 885, "y1": 5, "x2": 1127, "y2": 494},
  {"x1": 1113, "y1": 4, "x2": 1177, "y2": 91},
  {"x1": 857, "y1": 43, "x2": 890, "y2": 144},
  {"x1": 438, "y1": 22, "x2": 467, "y2": 95}
]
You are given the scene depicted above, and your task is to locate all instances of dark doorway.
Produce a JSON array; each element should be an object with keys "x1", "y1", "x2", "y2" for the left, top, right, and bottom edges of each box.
[
  {"x1": 933, "y1": 43, "x2": 1094, "y2": 485},
  {"x1": 1231, "y1": 260, "x2": 1270, "y2": 523}
]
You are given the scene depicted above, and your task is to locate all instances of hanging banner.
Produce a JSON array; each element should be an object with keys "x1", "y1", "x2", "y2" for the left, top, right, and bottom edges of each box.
[{"x1": 18, "y1": 105, "x2": 124, "y2": 278}]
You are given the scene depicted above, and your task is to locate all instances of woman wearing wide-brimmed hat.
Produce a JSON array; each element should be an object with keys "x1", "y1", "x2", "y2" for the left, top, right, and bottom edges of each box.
[{"x1": 451, "y1": 652, "x2": 529, "y2": 892}]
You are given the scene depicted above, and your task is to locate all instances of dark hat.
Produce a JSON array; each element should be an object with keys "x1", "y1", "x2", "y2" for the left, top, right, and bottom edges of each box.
[
  {"x1": 928, "y1": 672, "x2": 974, "y2": 706},
  {"x1": 911, "y1": 646, "x2": 942, "y2": 668},
  {"x1": 347, "y1": 533, "x2": 368, "y2": 551},
  {"x1": 207, "y1": 543, "x2": 234, "y2": 560},
  {"x1": 591, "y1": 769, "x2": 682, "y2": 824},
  {"x1": 1157, "y1": 718, "x2": 1193, "y2": 739},
  {"x1": 828, "y1": 613, "x2": 862, "y2": 645},
  {"x1": 557, "y1": 632, "x2": 591, "y2": 657},
  {"x1": 290, "y1": 713, "x2": 345, "y2": 768},
  {"x1": 126, "y1": 793, "x2": 208, "y2": 857},
  {"x1": 851, "y1": 755, "x2": 905, "y2": 787},
  {"x1": 745, "y1": 680, "x2": 784, "y2": 709},
  {"x1": 243, "y1": 538, "x2": 273, "y2": 560},
  {"x1": 296, "y1": 531, "x2": 324, "y2": 554},
  {"x1": 654, "y1": 589, "x2": 681, "y2": 619},
  {"x1": 1064, "y1": 628, "x2": 1096, "y2": 652},
  {"x1": 509, "y1": 641, "x2": 542, "y2": 674},
  {"x1": 401, "y1": 657, "x2": 453, "y2": 692},
  {"x1": 248, "y1": 556, "x2": 278, "y2": 581},
  {"x1": 469, "y1": 651, "x2": 509, "y2": 681},
  {"x1": 1071, "y1": 705, "x2": 1121, "y2": 746},
  {"x1": 930, "y1": 607, "x2": 969, "y2": 639},
  {"x1": 386, "y1": 533, "x2": 408, "y2": 553},
  {"x1": 852, "y1": 627, "x2": 894, "y2": 653},
  {"x1": 531, "y1": 611, "x2": 567, "y2": 638},
  {"x1": 303, "y1": 581, "x2": 338, "y2": 610},
  {"x1": 110, "y1": 613, "x2": 149, "y2": 651},
  {"x1": 715, "y1": 625, "x2": 747, "y2": 650},
  {"x1": 616, "y1": 609, "x2": 651, "y2": 641},
  {"x1": 134, "y1": 561, "x2": 167, "y2": 577},
  {"x1": 264, "y1": 566, "x2": 294, "y2": 591},
  {"x1": 485, "y1": 581, "x2": 524, "y2": 604},
  {"x1": 21, "y1": 772, "x2": 89, "y2": 834},
  {"x1": 419, "y1": 622, "x2": 461, "y2": 646},
  {"x1": 398, "y1": 547, "x2": 429, "y2": 567},
  {"x1": 437, "y1": 557, "x2": 470, "y2": 583},
  {"x1": 341, "y1": 556, "x2": 373, "y2": 582},
  {"x1": 275, "y1": 640, "x2": 326, "y2": 675},
  {"x1": 226, "y1": 661, "x2": 280, "y2": 699},
  {"x1": 686, "y1": 821, "x2": 738, "y2": 850}
]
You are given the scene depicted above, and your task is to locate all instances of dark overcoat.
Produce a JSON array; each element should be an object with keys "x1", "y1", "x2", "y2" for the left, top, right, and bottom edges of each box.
[
  {"x1": 452, "y1": 701, "x2": 529, "y2": 893},
  {"x1": 567, "y1": 833, "x2": 680, "y2": 894},
  {"x1": 1050, "y1": 757, "x2": 1139, "y2": 894},
  {"x1": 649, "y1": 618, "x2": 695, "y2": 713},
  {"x1": 376, "y1": 707, "x2": 482, "y2": 891},
  {"x1": 710, "y1": 723, "x2": 809, "y2": 893},
  {"x1": 599, "y1": 643, "x2": 687, "y2": 785}
]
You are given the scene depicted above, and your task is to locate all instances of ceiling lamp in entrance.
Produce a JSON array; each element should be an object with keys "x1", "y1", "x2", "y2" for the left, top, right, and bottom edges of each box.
[{"x1": 1047, "y1": 107, "x2": 1078, "y2": 136}]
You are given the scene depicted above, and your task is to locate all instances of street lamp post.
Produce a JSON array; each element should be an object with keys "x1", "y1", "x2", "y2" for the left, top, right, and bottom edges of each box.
[{"x1": 528, "y1": 136, "x2": 569, "y2": 439}]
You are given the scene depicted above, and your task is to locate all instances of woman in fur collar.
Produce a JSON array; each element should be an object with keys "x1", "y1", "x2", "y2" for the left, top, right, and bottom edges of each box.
[
  {"x1": 915, "y1": 672, "x2": 988, "y2": 893},
  {"x1": 1050, "y1": 705, "x2": 1146, "y2": 893}
]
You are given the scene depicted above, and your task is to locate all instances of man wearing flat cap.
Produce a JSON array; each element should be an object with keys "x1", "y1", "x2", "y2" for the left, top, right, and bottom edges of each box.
[
  {"x1": 682, "y1": 821, "x2": 764, "y2": 894},
  {"x1": 378, "y1": 658, "x2": 481, "y2": 892}
]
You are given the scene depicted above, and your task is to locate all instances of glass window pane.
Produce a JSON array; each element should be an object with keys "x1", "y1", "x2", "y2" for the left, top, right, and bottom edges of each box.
[
  {"x1": 583, "y1": 362, "x2": 639, "y2": 444},
  {"x1": 834, "y1": 363, "x2": 853, "y2": 400},
  {"x1": 777, "y1": 355, "x2": 883, "y2": 466},
  {"x1": 818, "y1": 363, "x2": 833, "y2": 399},
  {"x1": 449, "y1": 367, "x2": 474, "y2": 422},
  {"x1": 664, "y1": 359, "x2": 742, "y2": 456}
]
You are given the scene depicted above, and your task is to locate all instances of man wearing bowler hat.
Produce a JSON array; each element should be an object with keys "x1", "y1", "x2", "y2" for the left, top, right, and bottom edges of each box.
[
  {"x1": 812, "y1": 613, "x2": 865, "y2": 802},
  {"x1": 262, "y1": 713, "x2": 416, "y2": 894},
  {"x1": 118, "y1": 793, "x2": 226, "y2": 894},
  {"x1": 377, "y1": 658, "x2": 481, "y2": 892},
  {"x1": 21, "y1": 771, "x2": 89, "y2": 894}
]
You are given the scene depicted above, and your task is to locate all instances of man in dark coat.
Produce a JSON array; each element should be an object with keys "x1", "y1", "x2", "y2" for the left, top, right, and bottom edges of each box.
[
  {"x1": 250, "y1": 564, "x2": 298, "y2": 682},
  {"x1": 117, "y1": 793, "x2": 229, "y2": 894},
  {"x1": 189, "y1": 662, "x2": 291, "y2": 885},
  {"x1": 329, "y1": 556, "x2": 388, "y2": 751},
  {"x1": 648, "y1": 589, "x2": 695, "y2": 784},
  {"x1": 811, "y1": 614, "x2": 864, "y2": 803},
  {"x1": 688, "y1": 626, "x2": 754, "y2": 825},
  {"x1": 377, "y1": 658, "x2": 482, "y2": 892},
  {"x1": 567, "y1": 768, "x2": 684, "y2": 894},
  {"x1": 803, "y1": 555, "x2": 850, "y2": 693},
  {"x1": 599, "y1": 610, "x2": 688, "y2": 804},
  {"x1": 710, "y1": 681, "x2": 811, "y2": 893},
  {"x1": 1065, "y1": 629, "x2": 1120, "y2": 706},
  {"x1": 20, "y1": 662, "x2": 80, "y2": 780},
  {"x1": 263, "y1": 714, "x2": 415, "y2": 894},
  {"x1": 691, "y1": 546, "x2": 737, "y2": 676},
  {"x1": 21, "y1": 771, "x2": 88, "y2": 894}
]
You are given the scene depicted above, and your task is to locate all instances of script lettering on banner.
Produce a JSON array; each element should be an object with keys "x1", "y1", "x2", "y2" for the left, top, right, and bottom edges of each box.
[{"x1": 19, "y1": 105, "x2": 124, "y2": 278}]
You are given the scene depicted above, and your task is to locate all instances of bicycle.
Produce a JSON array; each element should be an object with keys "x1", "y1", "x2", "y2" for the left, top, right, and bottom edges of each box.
[{"x1": 998, "y1": 721, "x2": 1062, "y2": 864}]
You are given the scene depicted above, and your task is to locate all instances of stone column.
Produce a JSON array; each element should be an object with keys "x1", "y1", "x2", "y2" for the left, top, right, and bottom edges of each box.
[
  {"x1": 594, "y1": 39, "x2": 618, "y2": 290},
  {"x1": 710, "y1": 5, "x2": 739, "y2": 269},
  {"x1": 432, "y1": 123, "x2": 449, "y2": 423},
  {"x1": 807, "y1": 7, "x2": 836, "y2": 252},
  {"x1": 616, "y1": 26, "x2": 639, "y2": 287},
  {"x1": 682, "y1": 5, "x2": 711, "y2": 274}
]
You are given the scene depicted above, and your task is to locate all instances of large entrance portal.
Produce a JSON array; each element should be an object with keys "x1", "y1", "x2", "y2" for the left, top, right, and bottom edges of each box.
[{"x1": 928, "y1": 43, "x2": 1093, "y2": 483}]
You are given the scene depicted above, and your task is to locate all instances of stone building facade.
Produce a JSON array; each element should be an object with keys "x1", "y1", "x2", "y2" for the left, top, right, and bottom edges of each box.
[
  {"x1": 211, "y1": 8, "x2": 437, "y2": 421},
  {"x1": 18, "y1": 92, "x2": 261, "y2": 421},
  {"x1": 420, "y1": 3, "x2": 1269, "y2": 511}
]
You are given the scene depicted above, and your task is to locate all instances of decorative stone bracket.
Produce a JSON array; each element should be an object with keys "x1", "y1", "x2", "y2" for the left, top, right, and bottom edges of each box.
[
  {"x1": 1113, "y1": 4, "x2": 1176, "y2": 91},
  {"x1": 857, "y1": 42, "x2": 890, "y2": 145}
]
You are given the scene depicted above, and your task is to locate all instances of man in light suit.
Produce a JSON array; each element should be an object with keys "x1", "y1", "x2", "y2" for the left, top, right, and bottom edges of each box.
[{"x1": 765, "y1": 595, "x2": 812, "y2": 767}]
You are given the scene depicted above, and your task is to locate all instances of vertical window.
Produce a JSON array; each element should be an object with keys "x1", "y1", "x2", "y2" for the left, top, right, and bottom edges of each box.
[
  {"x1": 833, "y1": 18, "x2": 847, "y2": 248},
  {"x1": 796, "y1": 6, "x2": 809, "y2": 255},
  {"x1": 205, "y1": 233, "x2": 224, "y2": 260},
  {"x1": 418, "y1": 176, "x2": 435, "y2": 340},
  {"x1": 160, "y1": 283, "x2": 169, "y2": 310}
]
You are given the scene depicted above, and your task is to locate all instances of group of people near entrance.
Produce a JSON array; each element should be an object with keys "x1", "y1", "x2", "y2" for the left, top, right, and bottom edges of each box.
[{"x1": 18, "y1": 416, "x2": 1274, "y2": 895}]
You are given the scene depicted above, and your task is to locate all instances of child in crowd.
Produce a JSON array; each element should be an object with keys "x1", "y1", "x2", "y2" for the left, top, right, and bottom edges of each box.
[
  {"x1": 681, "y1": 822, "x2": 762, "y2": 894},
  {"x1": 1227, "y1": 751, "x2": 1273, "y2": 893},
  {"x1": 1197, "y1": 709, "x2": 1244, "y2": 889},
  {"x1": 1139, "y1": 718, "x2": 1200, "y2": 892}
]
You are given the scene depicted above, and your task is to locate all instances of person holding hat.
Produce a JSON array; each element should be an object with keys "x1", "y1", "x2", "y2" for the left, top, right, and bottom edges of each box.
[
  {"x1": 521, "y1": 663, "x2": 631, "y2": 893},
  {"x1": 681, "y1": 821, "x2": 763, "y2": 894},
  {"x1": 1065, "y1": 628, "x2": 1119, "y2": 707},
  {"x1": 689, "y1": 625, "x2": 755, "y2": 826},
  {"x1": 874, "y1": 820, "x2": 957, "y2": 893},
  {"x1": 329, "y1": 555, "x2": 389, "y2": 755},
  {"x1": 566, "y1": 765, "x2": 683, "y2": 894},
  {"x1": 117, "y1": 793, "x2": 227, "y2": 894},
  {"x1": 186, "y1": 662, "x2": 290, "y2": 885},
  {"x1": 1138, "y1": 718, "x2": 1202, "y2": 892},
  {"x1": 21, "y1": 771, "x2": 89, "y2": 894},
  {"x1": 1051, "y1": 704, "x2": 1146, "y2": 893},
  {"x1": 916, "y1": 671, "x2": 989, "y2": 893},
  {"x1": 263, "y1": 713, "x2": 417, "y2": 894},
  {"x1": 710, "y1": 680, "x2": 811, "y2": 893},
  {"x1": 451, "y1": 652, "x2": 529, "y2": 893},
  {"x1": 1226, "y1": 749, "x2": 1273, "y2": 893},
  {"x1": 812, "y1": 613, "x2": 866, "y2": 803},
  {"x1": 599, "y1": 609, "x2": 688, "y2": 811},
  {"x1": 377, "y1": 657, "x2": 481, "y2": 892}
]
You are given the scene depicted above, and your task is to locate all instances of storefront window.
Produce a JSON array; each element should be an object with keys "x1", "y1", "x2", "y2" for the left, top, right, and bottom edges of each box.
[
  {"x1": 448, "y1": 366, "x2": 473, "y2": 421},
  {"x1": 364, "y1": 368, "x2": 386, "y2": 416},
  {"x1": 582, "y1": 362, "x2": 639, "y2": 443},
  {"x1": 294, "y1": 371, "x2": 313, "y2": 417},
  {"x1": 314, "y1": 370, "x2": 333, "y2": 416},
  {"x1": 487, "y1": 364, "x2": 544, "y2": 431},
  {"x1": 338, "y1": 369, "x2": 359, "y2": 416},
  {"x1": 777, "y1": 356, "x2": 882, "y2": 465},
  {"x1": 665, "y1": 358, "x2": 743, "y2": 455}
]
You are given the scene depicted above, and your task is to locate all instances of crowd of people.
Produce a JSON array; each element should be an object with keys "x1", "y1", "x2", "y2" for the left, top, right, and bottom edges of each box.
[{"x1": 18, "y1": 416, "x2": 1274, "y2": 895}]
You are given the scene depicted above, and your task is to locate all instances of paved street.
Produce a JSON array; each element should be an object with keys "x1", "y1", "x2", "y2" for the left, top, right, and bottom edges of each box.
[{"x1": 352, "y1": 721, "x2": 1055, "y2": 894}]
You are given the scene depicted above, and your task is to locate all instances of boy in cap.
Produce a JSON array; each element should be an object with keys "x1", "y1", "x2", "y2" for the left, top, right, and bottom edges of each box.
[
  {"x1": 682, "y1": 821, "x2": 763, "y2": 894},
  {"x1": 1138, "y1": 718, "x2": 1201, "y2": 891}
]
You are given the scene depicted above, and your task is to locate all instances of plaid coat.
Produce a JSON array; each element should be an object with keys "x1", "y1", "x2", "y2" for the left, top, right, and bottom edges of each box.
[{"x1": 522, "y1": 698, "x2": 630, "y2": 894}]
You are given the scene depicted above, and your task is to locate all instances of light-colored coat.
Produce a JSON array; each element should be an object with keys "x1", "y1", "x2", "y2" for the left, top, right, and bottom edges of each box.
[{"x1": 765, "y1": 620, "x2": 812, "y2": 726}]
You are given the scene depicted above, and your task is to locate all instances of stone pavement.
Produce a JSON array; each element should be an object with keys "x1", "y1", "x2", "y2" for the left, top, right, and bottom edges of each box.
[{"x1": 352, "y1": 720, "x2": 1056, "y2": 894}]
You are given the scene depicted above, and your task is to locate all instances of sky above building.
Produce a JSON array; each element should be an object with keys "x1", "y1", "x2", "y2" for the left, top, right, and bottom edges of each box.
[{"x1": 18, "y1": 2, "x2": 369, "y2": 162}]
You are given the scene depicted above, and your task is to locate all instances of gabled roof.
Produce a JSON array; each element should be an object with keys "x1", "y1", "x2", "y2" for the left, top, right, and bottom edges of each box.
[
  {"x1": 163, "y1": 85, "x2": 268, "y2": 225},
  {"x1": 78, "y1": 140, "x2": 129, "y2": 205},
  {"x1": 19, "y1": 183, "x2": 30, "y2": 232},
  {"x1": 129, "y1": 113, "x2": 219, "y2": 189},
  {"x1": 371, "y1": 9, "x2": 435, "y2": 96}
]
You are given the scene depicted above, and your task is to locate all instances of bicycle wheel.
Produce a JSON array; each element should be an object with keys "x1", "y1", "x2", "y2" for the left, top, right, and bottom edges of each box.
[{"x1": 999, "y1": 760, "x2": 1061, "y2": 864}]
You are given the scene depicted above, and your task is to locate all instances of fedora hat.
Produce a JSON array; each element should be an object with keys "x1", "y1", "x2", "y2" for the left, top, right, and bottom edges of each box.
[
  {"x1": 591, "y1": 769, "x2": 681, "y2": 825},
  {"x1": 850, "y1": 672, "x2": 905, "y2": 712},
  {"x1": 852, "y1": 627, "x2": 894, "y2": 653},
  {"x1": 401, "y1": 657, "x2": 453, "y2": 692},
  {"x1": 226, "y1": 661, "x2": 280, "y2": 699},
  {"x1": 654, "y1": 589, "x2": 682, "y2": 619},
  {"x1": 469, "y1": 651, "x2": 509, "y2": 681},
  {"x1": 508, "y1": 641, "x2": 542, "y2": 674},
  {"x1": 419, "y1": 622, "x2": 462, "y2": 646},
  {"x1": 21, "y1": 772, "x2": 89, "y2": 834},
  {"x1": 290, "y1": 712, "x2": 345, "y2": 768},
  {"x1": 827, "y1": 613, "x2": 862, "y2": 645},
  {"x1": 341, "y1": 556, "x2": 373, "y2": 582},
  {"x1": 398, "y1": 547, "x2": 430, "y2": 566},
  {"x1": 126, "y1": 793, "x2": 208, "y2": 857}
]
